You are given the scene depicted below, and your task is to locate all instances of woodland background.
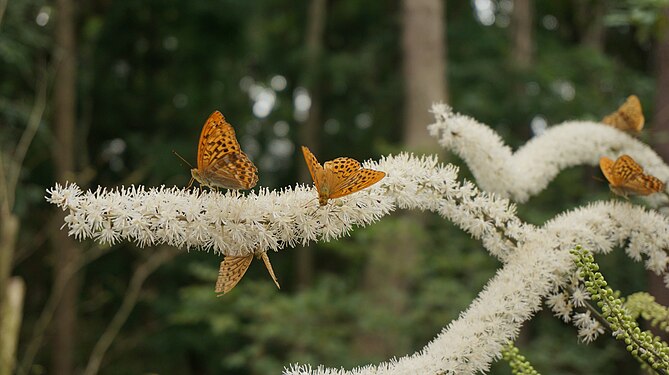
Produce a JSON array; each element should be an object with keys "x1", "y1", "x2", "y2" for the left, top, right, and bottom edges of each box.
[{"x1": 2, "y1": 0, "x2": 669, "y2": 374}]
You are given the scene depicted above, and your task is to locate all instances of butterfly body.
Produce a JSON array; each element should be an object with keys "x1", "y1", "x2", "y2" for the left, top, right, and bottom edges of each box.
[
  {"x1": 602, "y1": 95, "x2": 644, "y2": 133},
  {"x1": 302, "y1": 146, "x2": 386, "y2": 206},
  {"x1": 215, "y1": 251, "x2": 280, "y2": 296},
  {"x1": 191, "y1": 111, "x2": 258, "y2": 190},
  {"x1": 599, "y1": 154, "x2": 664, "y2": 198}
]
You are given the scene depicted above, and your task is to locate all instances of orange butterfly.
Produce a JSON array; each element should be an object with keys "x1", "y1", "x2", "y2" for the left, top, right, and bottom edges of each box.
[
  {"x1": 189, "y1": 111, "x2": 258, "y2": 190},
  {"x1": 215, "y1": 251, "x2": 280, "y2": 296},
  {"x1": 602, "y1": 95, "x2": 644, "y2": 133},
  {"x1": 301, "y1": 146, "x2": 386, "y2": 206},
  {"x1": 599, "y1": 154, "x2": 664, "y2": 198}
]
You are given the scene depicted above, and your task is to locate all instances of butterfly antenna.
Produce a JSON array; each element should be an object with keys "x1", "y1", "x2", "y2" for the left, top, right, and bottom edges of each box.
[
  {"x1": 303, "y1": 197, "x2": 318, "y2": 210},
  {"x1": 172, "y1": 150, "x2": 194, "y2": 169},
  {"x1": 307, "y1": 204, "x2": 322, "y2": 219},
  {"x1": 326, "y1": 206, "x2": 346, "y2": 227}
]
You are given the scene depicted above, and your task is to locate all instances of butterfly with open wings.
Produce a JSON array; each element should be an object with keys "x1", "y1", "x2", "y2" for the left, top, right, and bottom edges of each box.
[{"x1": 302, "y1": 146, "x2": 386, "y2": 206}]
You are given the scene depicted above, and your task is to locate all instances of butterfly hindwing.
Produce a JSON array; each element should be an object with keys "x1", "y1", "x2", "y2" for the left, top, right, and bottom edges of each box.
[
  {"x1": 324, "y1": 158, "x2": 362, "y2": 180},
  {"x1": 624, "y1": 174, "x2": 665, "y2": 196},
  {"x1": 205, "y1": 152, "x2": 258, "y2": 190},
  {"x1": 215, "y1": 255, "x2": 253, "y2": 296}
]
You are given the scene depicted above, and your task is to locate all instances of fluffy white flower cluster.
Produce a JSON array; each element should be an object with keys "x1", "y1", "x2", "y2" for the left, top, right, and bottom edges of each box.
[
  {"x1": 47, "y1": 182, "x2": 387, "y2": 257},
  {"x1": 46, "y1": 154, "x2": 524, "y2": 261},
  {"x1": 47, "y1": 107, "x2": 669, "y2": 374},
  {"x1": 286, "y1": 198, "x2": 669, "y2": 374},
  {"x1": 428, "y1": 103, "x2": 669, "y2": 205}
]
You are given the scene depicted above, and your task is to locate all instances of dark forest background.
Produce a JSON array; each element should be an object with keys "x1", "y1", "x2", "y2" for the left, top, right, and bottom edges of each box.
[{"x1": 2, "y1": 0, "x2": 669, "y2": 374}]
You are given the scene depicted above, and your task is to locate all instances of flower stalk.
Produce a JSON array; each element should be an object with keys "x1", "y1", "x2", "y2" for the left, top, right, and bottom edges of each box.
[{"x1": 45, "y1": 106, "x2": 669, "y2": 374}]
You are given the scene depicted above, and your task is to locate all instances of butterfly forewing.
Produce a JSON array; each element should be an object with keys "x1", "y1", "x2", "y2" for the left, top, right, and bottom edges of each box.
[
  {"x1": 329, "y1": 168, "x2": 386, "y2": 199},
  {"x1": 602, "y1": 95, "x2": 644, "y2": 133},
  {"x1": 215, "y1": 255, "x2": 253, "y2": 296},
  {"x1": 192, "y1": 111, "x2": 258, "y2": 190},
  {"x1": 197, "y1": 111, "x2": 241, "y2": 170},
  {"x1": 612, "y1": 155, "x2": 644, "y2": 182},
  {"x1": 301, "y1": 146, "x2": 324, "y2": 188},
  {"x1": 260, "y1": 252, "x2": 281, "y2": 290}
]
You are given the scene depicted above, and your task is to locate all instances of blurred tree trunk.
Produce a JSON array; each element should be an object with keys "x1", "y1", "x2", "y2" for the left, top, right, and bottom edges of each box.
[
  {"x1": 0, "y1": 167, "x2": 18, "y2": 375},
  {"x1": 401, "y1": 0, "x2": 447, "y2": 151},
  {"x1": 574, "y1": 0, "x2": 605, "y2": 51},
  {"x1": 510, "y1": 0, "x2": 533, "y2": 69},
  {"x1": 654, "y1": 7, "x2": 669, "y2": 149},
  {"x1": 296, "y1": 0, "x2": 326, "y2": 290},
  {"x1": 508, "y1": 0, "x2": 534, "y2": 345},
  {"x1": 508, "y1": 0, "x2": 536, "y2": 156},
  {"x1": 0, "y1": 59, "x2": 47, "y2": 375},
  {"x1": 0, "y1": 278, "x2": 24, "y2": 375},
  {"x1": 52, "y1": 0, "x2": 80, "y2": 373},
  {"x1": 649, "y1": 5, "x2": 669, "y2": 338},
  {"x1": 354, "y1": 0, "x2": 447, "y2": 358},
  {"x1": 0, "y1": 215, "x2": 20, "y2": 375}
]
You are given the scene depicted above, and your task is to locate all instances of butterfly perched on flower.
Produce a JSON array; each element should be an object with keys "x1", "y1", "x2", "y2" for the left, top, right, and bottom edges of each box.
[
  {"x1": 301, "y1": 146, "x2": 386, "y2": 206},
  {"x1": 602, "y1": 95, "x2": 644, "y2": 133},
  {"x1": 189, "y1": 111, "x2": 258, "y2": 190},
  {"x1": 215, "y1": 251, "x2": 280, "y2": 296},
  {"x1": 599, "y1": 154, "x2": 664, "y2": 198}
]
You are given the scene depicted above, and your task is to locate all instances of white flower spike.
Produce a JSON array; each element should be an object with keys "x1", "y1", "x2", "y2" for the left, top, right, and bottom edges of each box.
[
  {"x1": 46, "y1": 108, "x2": 669, "y2": 374},
  {"x1": 428, "y1": 103, "x2": 669, "y2": 204}
]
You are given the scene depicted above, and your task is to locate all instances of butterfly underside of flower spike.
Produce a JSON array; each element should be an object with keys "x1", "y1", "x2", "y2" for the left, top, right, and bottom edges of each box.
[
  {"x1": 301, "y1": 146, "x2": 386, "y2": 206},
  {"x1": 215, "y1": 251, "x2": 280, "y2": 296},
  {"x1": 190, "y1": 111, "x2": 258, "y2": 190},
  {"x1": 599, "y1": 154, "x2": 665, "y2": 198},
  {"x1": 601, "y1": 95, "x2": 644, "y2": 133}
]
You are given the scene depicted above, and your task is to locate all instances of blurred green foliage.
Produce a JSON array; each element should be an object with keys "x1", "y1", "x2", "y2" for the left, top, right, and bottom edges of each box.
[{"x1": 2, "y1": 0, "x2": 667, "y2": 373}]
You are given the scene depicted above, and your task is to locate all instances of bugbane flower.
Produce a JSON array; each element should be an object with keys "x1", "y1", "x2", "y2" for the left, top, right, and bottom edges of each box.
[
  {"x1": 46, "y1": 107, "x2": 669, "y2": 374},
  {"x1": 428, "y1": 103, "x2": 669, "y2": 205}
]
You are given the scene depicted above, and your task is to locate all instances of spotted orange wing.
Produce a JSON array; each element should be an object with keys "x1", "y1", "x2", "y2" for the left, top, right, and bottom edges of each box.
[
  {"x1": 301, "y1": 146, "x2": 324, "y2": 190},
  {"x1": 197, "y1": 111, "x2": 240, "y2": 169},
  {"x1": 193, "y1": 111, "x2": 258, "y2": 189},
  {"x1": 600, "y1": 155, "x2": 664, "y2": 197},
  {"x1": 602, "y1": 95, "x2": 644, "y2": 133},
  {"x1": 599, "y1": 156, "x2": 622, "y2": 187},
  {"x1": 325, "y1": 157, "x2": 386, "y2": 199},
  {"x1": 215, "y1": 255, "x2": 253, "y2": 296}
]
